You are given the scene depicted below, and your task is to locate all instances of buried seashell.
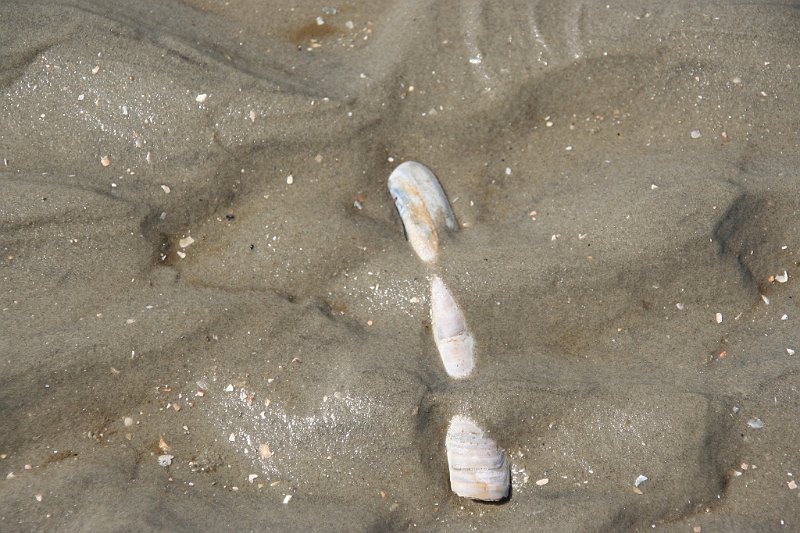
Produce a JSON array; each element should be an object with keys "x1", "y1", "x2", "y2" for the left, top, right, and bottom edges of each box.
[
  {"x1": 430, "y1": 276, "x2": 475, "y2": 379},
  {"x1": 445, "y1": 415, "x2": 510, "y2": 501},
  {"x1": 388, "y1": 161, "x2": 458, "y2": 263}
]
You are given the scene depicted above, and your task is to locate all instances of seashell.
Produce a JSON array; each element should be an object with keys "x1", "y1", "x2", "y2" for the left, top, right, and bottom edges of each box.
[
  {"x1": 388, "y1": 161, "x2": 458, "y2": 263},
  {"x1": 445, "y1": 415, "x2": 510, "y2": 501},
  {"x1": 430, "y1": 276, "x2": 475, "y2": 379}
]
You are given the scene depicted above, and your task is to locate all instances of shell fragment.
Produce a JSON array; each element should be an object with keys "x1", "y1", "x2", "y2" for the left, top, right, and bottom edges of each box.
[
  {"x1": 430, "y1": 276, "x2": 475, "y2": 379},
  {"x1": 445, "y1": 415, "x2": 510, "y2": 501},
  {"x1": 388, "y1": 161, "x2": 458, "y2": 263}
]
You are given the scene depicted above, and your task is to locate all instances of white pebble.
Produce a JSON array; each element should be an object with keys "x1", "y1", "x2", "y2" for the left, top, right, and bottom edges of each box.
[
  {"x1": 283, "y1": 494, "x2": 292, "y2": 504},
  {"x1": 776, "y1": 270, "x2": 788, "y2": 283},
  {"x1": 158, "y1": 454, "x2": 173, "y2": 467},
  {"x1": 535, "y1": 478, "x2": 549, "y2": 486},
  {"x1": 179, "y1": 236, "x2": 195, "y2": 248},
  {"x1": 715, "y1": 312, "x2": 723, "y2": 324},
  {"x1": 161, "y1": 185, "x2": 171, "y2": 194},
  {"x1": 690, "y1": 130, "x2": 702, "y2": 139},
  {"x1": 634, "y1": 475, "x2": 648, "y2": 487},
  {"x1": 747, "y1": 418, "x2": 764, "y2": 429},
  {"x1": 195, "y1": 93, "x2": 208, "y2": 103},
  {"x1": 787, "y1": 348, "x2": 796, "y2": 355},
  {"x1": 286, "y1": 174, "x2": 294, "y2": 185}
]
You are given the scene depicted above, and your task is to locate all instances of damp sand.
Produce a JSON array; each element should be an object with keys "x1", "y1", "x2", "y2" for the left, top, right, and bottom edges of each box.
[{"x1": 2, "y1": 1, "x2": 800, "y2": 531}]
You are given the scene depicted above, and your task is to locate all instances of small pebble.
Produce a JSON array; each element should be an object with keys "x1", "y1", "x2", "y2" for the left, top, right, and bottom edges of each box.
[
  {"x1": 286, "y1": 174, "x2": 294, "y2": 185},
  {"x1": 690, "y1": 130, "x2": 702, "y2": 139},
  {"x1": 634, "y1": 475, "x2": 648, "y2": 487},
  {"x1": 747, "y1": 418, "x2": 764, "y2": 429},
  {"x1": 715, "y1": 312, "x2": 723, "y2": 324},
  {"x1": 535, "y1": 478, "x2": 549, "y2": 486},
  {"x1": 283, "y1": 494, "x2": 292, "y2": 504},
  {"x1": 196, "y1": 93, "x2": 208, "y2": 103},
  {"x1": 158, "y1": 454, "x2": 173, "y2": 467},
  {"x1": 259, "y1": 443, "x2": 273, "y2": 459},
  {"x1": 100, "y1": 156, "x2": 111, "y2": 167},
  {"x1": 123, "y1": 417, "x2": 134, "y2": 427}
]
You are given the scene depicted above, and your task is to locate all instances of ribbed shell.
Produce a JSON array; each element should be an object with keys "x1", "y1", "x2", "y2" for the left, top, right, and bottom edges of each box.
[{"x1": 445, "y1": 415, "x2": 510, "y2": 501}]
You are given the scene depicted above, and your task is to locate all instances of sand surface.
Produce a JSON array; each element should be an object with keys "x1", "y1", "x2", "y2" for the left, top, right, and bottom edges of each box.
[{"x1": 2, "y1": 0, "x2": 800, "y2": 531}]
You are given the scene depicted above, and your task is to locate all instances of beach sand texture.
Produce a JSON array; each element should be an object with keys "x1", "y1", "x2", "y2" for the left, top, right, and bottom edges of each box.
[{"x1": 2, "y1": 0, "x2": 800, "y2": 530}]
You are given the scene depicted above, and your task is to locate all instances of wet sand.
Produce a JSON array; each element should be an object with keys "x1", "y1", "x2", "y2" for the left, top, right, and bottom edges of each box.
[{"x1": 2, "y1": 1, "x2": 800, "y2": 531}]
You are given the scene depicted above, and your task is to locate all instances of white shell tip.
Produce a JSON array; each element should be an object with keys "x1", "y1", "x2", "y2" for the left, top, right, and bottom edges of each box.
[{"x1": 430, "y1": 277, "x2": 475, "y2": 379}]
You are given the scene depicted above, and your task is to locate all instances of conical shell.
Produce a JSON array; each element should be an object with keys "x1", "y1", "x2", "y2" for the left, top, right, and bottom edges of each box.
[
  {"x1": 431, "y1": 276, "x2": 475, "y2": 379},
  {"x1": 388, "y1": 161, "x2": 458, "y2": 263},
  {"x1": 445, "y1": 415, "x2": 510, "y2": 501}
]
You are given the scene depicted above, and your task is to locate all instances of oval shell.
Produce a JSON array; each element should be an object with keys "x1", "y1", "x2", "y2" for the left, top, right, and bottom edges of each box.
[
  {"x1": 430, "y1": 276, "x2": 475, "y2": 379},
  {"x1": 445, "y1": 415, "x2": 510, "y2": 501},
  {"x1": 388, "y1": 161, "x2": 458, "y2": 263}
]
